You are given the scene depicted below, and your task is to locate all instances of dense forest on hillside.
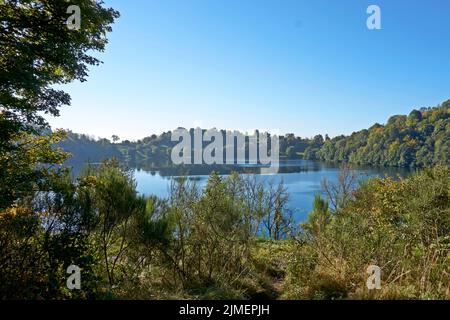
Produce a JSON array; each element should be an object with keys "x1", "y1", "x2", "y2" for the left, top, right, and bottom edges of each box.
[
  {"x1": 60, "y1": 101, "x2": 450, "y2": 170},
  {"x1": 314, "y1": 101, "x2": 450, "y2": 167}
]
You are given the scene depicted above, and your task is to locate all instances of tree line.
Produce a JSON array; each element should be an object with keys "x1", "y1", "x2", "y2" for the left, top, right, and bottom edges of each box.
[{"x1": 59, "y1": 102, "x2": 449, "y2": 171}]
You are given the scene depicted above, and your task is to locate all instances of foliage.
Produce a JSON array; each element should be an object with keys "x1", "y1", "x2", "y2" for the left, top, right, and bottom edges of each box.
[
  {"x1": 1, "y1": 0, "x2": 448, "y2": 301},
  {"x1": 1, "y1": 157, "x2": 449, "y2": 300},
  {"x1": 0, "y1": 1, "x2": 119, "y2": 298},
  {"x1": 0, "y1": 0, "x2": 119, "y2": 207},
  {"x1": 0, "y1": 170, "x2": 100, "y2": 299},
  {"x1": 78, "y1": 160, "x2": 147, "y2": 287},
  {"x1": 58, "y1": 101, "x2": 449, "y2": 171},
  {"x1": 0, "y1": 129, "x2": 68, "y2": 210},
  {"x1": 143, "y1": 172, "x2": 291, "y2": 298},
  {"x1": 58, "y1": 130, "x2": 325, "y2": 171},
  {"x1": 0, "y1": 0, "x2": 119, "y2": 142},
  {"x1": 0, "y1": 157, "x2": 294, "y2": 299},
  {"x1": 311, "y1": 101, "x2": 450, "y2": 168},
  {"x1": 284, "y1": 166, "x2": 450, "y2": 299}
]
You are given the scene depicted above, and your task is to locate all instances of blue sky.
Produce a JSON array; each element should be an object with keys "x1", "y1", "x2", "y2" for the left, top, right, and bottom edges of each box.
[{"x1": 47, "y1": 0, "x2": 450, "y2": 140}]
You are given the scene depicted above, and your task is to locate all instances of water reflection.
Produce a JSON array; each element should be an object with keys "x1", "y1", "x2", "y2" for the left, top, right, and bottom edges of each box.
[{"x1": 134, "y1": 160, "x2": 413, "y2": 222}]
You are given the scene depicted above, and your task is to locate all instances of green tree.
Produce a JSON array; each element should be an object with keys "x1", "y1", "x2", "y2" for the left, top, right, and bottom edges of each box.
[
  {"x1": 0, "y1": 129, "x2": 68, "y2": 209},
  {"x1": 302, "y1": 195, "x2": 332, "y2": 239},
  {"x1": 0, "y1": 169, "x2": 101, "y2": 299},
  {"x1": 0, "y1": 0, "x2": 119, "y2": 207},
  {"x1": 285, "y1": 166, "x2": 450, "y2": 300},
  {"x1": 313, "y1": 101, "x2": 450, "y2": 168},
  {"x1": 286, "y1": 146, "x2": 296, "y2": 159},
  {"x1": 80, "y1": 160, "x2": 146, "y2": 287},
  {"x1": 0, "y1": 0, "x2": 119, "y2": 140},
  {"x1": 407, "y1": 109, "x2": 423, "y2": 125}
]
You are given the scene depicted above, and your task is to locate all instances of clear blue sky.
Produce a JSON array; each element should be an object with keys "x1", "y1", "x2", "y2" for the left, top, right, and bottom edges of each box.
[{"x1": 47, "y1": 0, "x2": 450, "y2": 140}]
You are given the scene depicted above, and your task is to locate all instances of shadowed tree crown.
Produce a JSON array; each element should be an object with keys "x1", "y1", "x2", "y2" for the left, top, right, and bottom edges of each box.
[{"x1": 0, "y1": 0, "x2": 120, "y2": 150}]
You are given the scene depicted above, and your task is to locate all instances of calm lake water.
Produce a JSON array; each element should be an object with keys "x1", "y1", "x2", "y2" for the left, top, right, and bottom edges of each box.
[{"x1": 134, "y1": 160, "x2": 412, "y2": 222}]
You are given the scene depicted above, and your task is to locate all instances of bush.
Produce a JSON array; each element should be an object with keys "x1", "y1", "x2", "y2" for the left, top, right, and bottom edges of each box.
[{"x1": 284, "y1": 166, "x2": 450, "y2": 300}]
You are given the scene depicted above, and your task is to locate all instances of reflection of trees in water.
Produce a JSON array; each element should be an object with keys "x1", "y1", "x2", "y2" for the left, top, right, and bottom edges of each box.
[
  {"x1": 141, "y1": 161, "x2": 412, "y2": 178},
  {"x1": 144, "y1": 161, "x2": 326, "y2": 177},
  {"x1": 66, "y1": 159, "x2": 412, "y2": 180}
]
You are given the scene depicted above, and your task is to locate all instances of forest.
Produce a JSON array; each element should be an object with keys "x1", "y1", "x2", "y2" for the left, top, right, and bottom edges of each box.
[
  {"x1": 1, "y1": 159, "x2": 449, "y2": 299},
  {"x1": 59, "y1": 102, "x2": 450, "y2": 171},
  {"x1": 0, "y1": 0, "x2": 449, "y2": 300}
]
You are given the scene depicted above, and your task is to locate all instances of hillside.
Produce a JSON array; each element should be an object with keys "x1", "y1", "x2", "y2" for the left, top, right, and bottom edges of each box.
[
  {"x1": 59, "y1": 100, "x2": 450, "y2": 169},
  {"x1": 310, "y1": 100, "x2": 450, "y2": 167}
]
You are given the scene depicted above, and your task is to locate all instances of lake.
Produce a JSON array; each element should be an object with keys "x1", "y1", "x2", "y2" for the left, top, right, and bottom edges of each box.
[{"x1": 134, "y1": 160, "x2": 413, "y2": 222}]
